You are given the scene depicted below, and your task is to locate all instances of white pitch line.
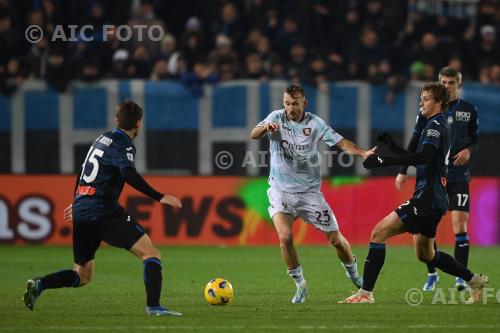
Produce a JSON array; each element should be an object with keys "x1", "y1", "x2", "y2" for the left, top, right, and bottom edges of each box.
[{"x1": 2, "y1": 325, "x2": 500, "y2": 331}]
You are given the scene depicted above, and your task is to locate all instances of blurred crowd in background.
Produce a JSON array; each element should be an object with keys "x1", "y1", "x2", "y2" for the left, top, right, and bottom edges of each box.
[{"x1": 0, "y1": 0, "x2": 499, "y2": 98}]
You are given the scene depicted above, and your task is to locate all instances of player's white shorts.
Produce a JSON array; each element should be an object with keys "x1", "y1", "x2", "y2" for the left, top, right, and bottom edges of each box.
[{"x1": 267, "y1": 187, "x2": 339, "y2": 232}]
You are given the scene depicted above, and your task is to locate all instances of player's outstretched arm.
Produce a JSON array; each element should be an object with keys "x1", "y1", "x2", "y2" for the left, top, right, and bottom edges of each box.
[
  {"x1": 364, "y1": 144, "x2": 436, "y2": 169},
  {"x1": 336, "y1": 138, "x2": 377, "y2": 160},
  {"x1": 120, "y1": 168, "x2": 182, "y2": 208},
  {"x1": 121, "y1": 167, "x2": 164, "y2": 200},
  {"x1": 377, "y1": 132, "x2": 409, "y2": 155},
  {"x1": 250, "y1": 123, "x2": 279, "y2": 139}
]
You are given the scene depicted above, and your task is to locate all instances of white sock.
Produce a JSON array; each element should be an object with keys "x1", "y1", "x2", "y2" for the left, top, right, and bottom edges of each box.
[
  {"x1": 342, "y1": 256, "x2": 359, "y2": 278},
  {"x1": 287, "y1": 266, "x2": 306, "y2": 288}
]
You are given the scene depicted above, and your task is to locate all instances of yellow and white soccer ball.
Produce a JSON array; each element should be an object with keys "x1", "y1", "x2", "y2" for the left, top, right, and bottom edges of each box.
[{"x1": 204, "y1": 278, "x2": 233, "y2": 305}]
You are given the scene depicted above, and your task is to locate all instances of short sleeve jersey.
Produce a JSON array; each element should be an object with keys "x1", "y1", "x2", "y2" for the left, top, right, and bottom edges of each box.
[{"x1": 257, "y1": 109, "x2": 343, "y2": 192}]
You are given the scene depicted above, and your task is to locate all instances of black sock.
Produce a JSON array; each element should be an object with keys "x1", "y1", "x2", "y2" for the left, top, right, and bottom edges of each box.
[
  {"x1": 144, "y1": 258, "x2": 162, "y2": 307},
  {"x1": 362, "y1": 243, "x2": 386, "y2": 292},
  {"x1": 432, "y1": 251, "x2": 474, "y2": 281},
  {"x1": 454, "y1": 232, "x2": 469, "y2": 267},
  {"x1": 426, "y1": 240, "x2": 438, "y2": 274},
  {"x1": 40, "y1": 270, "x2": 80, "y2": 292}
]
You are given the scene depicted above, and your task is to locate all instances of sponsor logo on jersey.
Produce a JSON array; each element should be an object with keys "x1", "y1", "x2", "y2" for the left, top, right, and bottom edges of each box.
[
  {"x1": 456, "y1": 111, "x2": 470, "y2": 122},
  {"x1": 280, "y1": 140, "x2": 310, "y2": 151},
  {"x1": 75, "y1": 185, "x2": 96, "y2": 196},
  {"x1": 426, "y1": 129, "x2": 441, "y2": 138}
]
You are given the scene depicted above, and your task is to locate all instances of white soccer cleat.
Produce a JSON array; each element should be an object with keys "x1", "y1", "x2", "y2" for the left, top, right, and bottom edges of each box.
[
  {"x1": 466, "y1": 273, "x2": 488, "y2": 304},
  {"x1": 338, "y1": 289, "x2": 375, "y2": 304},
  {"x1": 291, "y1": 284, "x2": 308, "y2": 304}
]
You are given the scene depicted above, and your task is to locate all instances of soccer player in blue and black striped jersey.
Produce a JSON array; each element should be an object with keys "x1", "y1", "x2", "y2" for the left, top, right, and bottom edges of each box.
[
  {"x1": 339, "y1": 82, "x2": 488, "y2": 304},
  {"x1": 23, "y1": 101, "x2": 183, "y2": 316},
  {"x1": 395, "y1": 68, "x2": 479, "y2": 291}
]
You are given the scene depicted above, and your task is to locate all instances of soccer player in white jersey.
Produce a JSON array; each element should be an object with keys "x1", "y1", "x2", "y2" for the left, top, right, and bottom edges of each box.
[{"x1": 250, "y1": 84, "x2": 377, "y2": 303}]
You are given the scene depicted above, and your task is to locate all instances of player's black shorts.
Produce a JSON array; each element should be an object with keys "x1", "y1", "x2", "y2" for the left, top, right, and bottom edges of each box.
[
  {"x1": 446, "y1": 182, "x2": 470, "y2": 212},
  {"x1": 394, "y1": 199, "x2": 444, "y2": 238},
  {"x1": 73, "y1": 211, "x2": 145, "y2": 265}
]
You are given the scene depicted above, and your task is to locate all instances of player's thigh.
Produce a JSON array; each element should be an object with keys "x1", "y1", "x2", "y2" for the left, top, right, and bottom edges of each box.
[
  {"x1": 267, "y1": 187, "x2": 298, "y2": 219},
  {"x1": 272, "y1": 212, "x2": 296, "y2": 241},
  {"x1": 129, "y1": 233, "x2": 161, "y2": 260},
  {"x1": 297, "y1": 192, "x2": 339, "y2": 233},
  {"x1": 394, "y1": 199, "x2": 441, "y2": 238},
  {"x1": 98, "y1": 211, "x2": 146, "y2": 251},
  {"x1": 72, "y1": 221, "x2": 101, "y2": 266},
  {"x1": 371, "y1": 211, "x2": 407, "y2": 243},
  {"x1": 447, "y1": 182, "x2": 470, "y2": 212}
]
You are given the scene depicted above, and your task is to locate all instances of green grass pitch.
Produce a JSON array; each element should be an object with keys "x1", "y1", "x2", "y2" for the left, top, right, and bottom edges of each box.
[{"x1": 1, "y1": 245, "x2": 499, "y2": 332}]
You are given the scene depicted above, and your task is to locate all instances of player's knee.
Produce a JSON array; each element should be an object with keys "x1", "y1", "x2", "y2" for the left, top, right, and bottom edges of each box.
[
  {"x1": 143, "y1": 247, "x2": 161, "y2": 261},
  {"x1": 370, "y1": 228, "x2": 385, "y2": 243},
  {"x1": 278, "y1": 233, "x2": 293, "y2": 247},
  {"x1": 328, "y1": 233, "x2": 343, "y2": 247},
  {"x1": 416, "y1": 251, "x2": 433, "y2": 263},
  {"x1": 452, "y1": 221, "x2": 467, "y2": 234}
]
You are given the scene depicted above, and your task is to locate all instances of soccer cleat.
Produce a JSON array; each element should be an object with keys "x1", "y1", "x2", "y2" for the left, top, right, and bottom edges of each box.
[
  {"x1": 342, "y1": 256, "x2": 363, "y2": 289},
  {"x1": 146, "y1": 305, "x2": 183, "y2": 316},
  {"x1": 291, "y1": 284, "x2": 308, "y2": 304},
  {"x1": 465, "y1": 273, "x2": 488, "y2": 304},
  {"x1": 338, "y1": 289, "x2": 375, "y2": 304},
  {"x1": 422, "y1": 273, "x2": 439, "y2": 291},
  {"x1": 23, "y1": 278, "x2": 42, "y2": 310},
  {"x1": 455, "y1": 277, "x2": 467, "y2": 291}
]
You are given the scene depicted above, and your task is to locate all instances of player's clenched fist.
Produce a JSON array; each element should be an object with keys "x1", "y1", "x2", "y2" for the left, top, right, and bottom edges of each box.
[{"x1": 265, "y1": 123, "x2": 280, "y2": 133}]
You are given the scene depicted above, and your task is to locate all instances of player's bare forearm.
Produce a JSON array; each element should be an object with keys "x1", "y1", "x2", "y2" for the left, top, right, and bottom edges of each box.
[
  {"x1": 250, "y1": 123, "x2": 280, "y2": 139},
  {"x1": 250, "y1": 126, "x2": 267, "y2": 139},
  {"x1": 337, "y1": 138, "x2": 374, "y2": 159}
]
